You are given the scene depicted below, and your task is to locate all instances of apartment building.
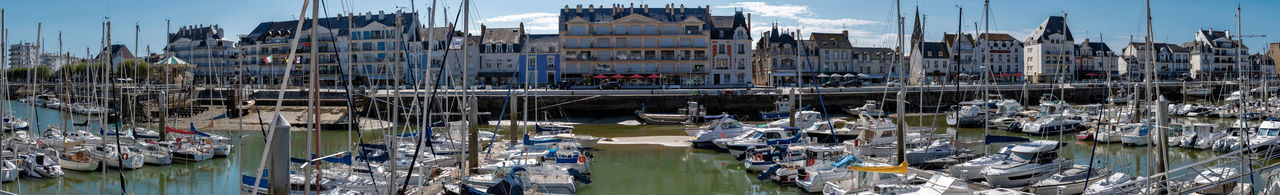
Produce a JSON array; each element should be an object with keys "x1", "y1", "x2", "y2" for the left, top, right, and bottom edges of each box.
[
  {"x1": 1023, "y1": 16, "x2": 1075, "y2": 83},
  {"x1": 752, "y1": 25, "x2": 797, "y2": 87},
  {"x1": 239, "y1": 11, "x2": 417, "y2": 86},
  {"x1": 976, "y1": 33, "x2": 1023, "y2": 80},
  {"x1": 166, "y1": 25, "x2": 236, "y2": 81},
  {"x1": 1118, "y1": 42, "x2": 1189, "y2": 80},
  {"x1": 1188, "y1": 28, "x2": 1248, "y2": 79},
  {"x1": 708, "y1": 11, "x2": 752, "y2": 86},
  {"x1": 559, "y1": 4, "x2": 712, "y2": 86}
]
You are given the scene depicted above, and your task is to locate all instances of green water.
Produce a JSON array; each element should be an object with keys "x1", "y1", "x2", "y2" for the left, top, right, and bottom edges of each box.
[{"x1": 0, "y1": 99, "x2": 1269, "y2": 194}]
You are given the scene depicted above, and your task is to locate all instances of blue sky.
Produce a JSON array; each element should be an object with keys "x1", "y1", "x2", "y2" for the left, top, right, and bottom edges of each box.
[{"x1": 1, "y1": 0, "x2": 1277, "y2": 59}]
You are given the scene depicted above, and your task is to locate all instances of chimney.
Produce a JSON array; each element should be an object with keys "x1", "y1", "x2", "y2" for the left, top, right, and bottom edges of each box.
[
  {"x1": 589, "y1": 4, "x2": 594, "y2": 13},
  {"x1": 379, "y1": 11, "x2": 385, "y2": 20},
  {"x1": 576, "y1": 5, "x2": 582, "y2": 13},
  {"x1": 842, "y1": 30, "x2": 849, "y2": 38},
  {"x1": 747, "y1": 13, "x2": 752, "y2": 29},
  {"x1": 681, "y1": 4, "x2": 685, "y2": 13},
  {"x1": 644, "y1": 5, "x2": 648, "y2": 13},
  {"x1": 565, "y1": 5, "x2": 569, "y2": 12},
  {"x1": 481, "y1": 24, "x2": 487, "y2": 37}
]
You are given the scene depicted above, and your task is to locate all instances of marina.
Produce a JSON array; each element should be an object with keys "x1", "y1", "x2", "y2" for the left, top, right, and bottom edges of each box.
[{"x1": 0, "y1": 0, "x2": 1279, "y2": 194}]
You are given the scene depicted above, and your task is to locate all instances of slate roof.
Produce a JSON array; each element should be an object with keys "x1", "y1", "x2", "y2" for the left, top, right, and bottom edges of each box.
[
  {"x1": 851, "y1": 47, "x2": 896, "y2": 55},
  {"x1": 558, "y1": 4, "x2": 711, "y2": 30},
  {"x1": 810, "y1": 33, "x2": 852, "y2": 49},
  {"x1": 1127, "y1": 42, "x2": 1188, "y2": 53},
  {"x1": 919, "y1": 42, "x2": 948, "y2": 59},
  {"x1": 1026, "y1": 16, "x2": 1073, "y2": 43},
  {"x1": 943, "y1": 33, "x2": 974, "y2": 50},
  {"x1": 482, "y1": 27, "x2": 522, "y2": 45},
  {"x1": 96, "y1": 44, "x2": 135, "y2": 60},
  {"x1": 241, "y1": 12, "x2": 417, "y2": 44},
  {"x1": 1076, "y1": 42, "x2": 1113, "y2": 55},
  {"x1": 169, "y1": 25, "x2": 224, "y2": 42},
  {"x1": 978, "y1": 33, "x2": 1017, "y2": 41}
]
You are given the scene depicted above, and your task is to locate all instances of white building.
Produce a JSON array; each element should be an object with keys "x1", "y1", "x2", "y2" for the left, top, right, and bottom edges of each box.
[
  {"x1": 943, "y1": 33, "x2": 977, "y2": 77},
  {"x1": 166, "y1": 25, "x2": 236, "y2": 80},
  {"x1": 1188, "y1": 29, "x2": 1248, "y2": 79},
  {"x1": 850, "y1": 47, "x2": 898, "y2": 83},
  {"x1": 477, "y1": 25, "x2": 525, "y2": 86},
  {"x1": 708, "y1": 11, "x2": 752, "y2": 86},
  {"x1": 811, "y1": 32, "x2": 852, "y2": 77},
  {"x1": 976, "y1": 33, "x2": 1023, "y2": 80},
  {"x1": 7, "y1": 42, "x2": 38, "y2": 68},
  {"x1": 1023, "y1": 16, "x2": 1074, "y2": 83},
  {"x1": 910, "y1": 41, "x2": 949, "y2": 84},
  {"x1": 417, "y1": 27, "x2": 480, "y2": 87},
  {"x1": 239, "y1": 11, "x2": 418, "y2": 86},
  {"x1": 1118, "y1": 42, "x2": 1189, "y2": 81},
  {"x1": 1074, "y1": 39, "x2": 1117, "y2": 79}
]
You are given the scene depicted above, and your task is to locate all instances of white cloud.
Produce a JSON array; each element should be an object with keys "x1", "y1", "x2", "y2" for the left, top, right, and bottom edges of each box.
[
  {"x1": 479, "y1": 12, "x2": 559, "y2": 33},
  {"x1": 717, "y1": 2, "x2": 811, "y2": 19}
]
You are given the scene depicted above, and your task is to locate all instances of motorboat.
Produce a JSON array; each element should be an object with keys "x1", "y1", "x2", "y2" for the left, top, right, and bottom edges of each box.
[
  {"x1": 980, "y1": 140, "x2": 1069, "y2": 188},
  {"x1": 684, "y1": 114, "x2": 752, "y2": 149},
  {"x1": 804, "y1": 119, "x2": 859, "y2": 143},
  {"x1": 1, "y1": 114, "x2": 28, "y2": 131},
  {"x1": 724, "y1": 127, "x2": 797, "y2": 156},
  {"x1": 1246, "y1": 120, "x2": 1280, "y2": 151},
  {"x1": 904, "y1": 138, "x2": 969, "y2": 165},
  {"x1": 19, "y1": 152, "x2": 64, "y2": 178},
  {"x1": 1180, "y1": 123, "x2": 1223, "y2": 149},
  {"x1": 1026, "y1": 164, "x2": 1108, "y2": 195},
  {"x1": 58, "y1": 146, "x2": 99, "y2": 172},
  {"x1": 1021, "y1": 116, "x2": 1081, "y2": 135},
  {"x1": 949, "y1": 145, "x2": 1016, "y2": 181},
  {"x1": 1083, "y1": 172, "x2": 1140, "y2": 195},
  {"x1": 1192, "y1": 166, "x2": 1239, "y2": 194},
  {"x1": 1120, "y1": 124, "x2": 1151, "y2": 146},
  {"x1": 763, "y1": 110, "x2": 822, "y2": 128},
  {"x1": 845, "y1": 100, "x2": 886, "y2": 117},
  {"x1": 767, "y1": 146, "x2": 847, "y2": 184},
  {"x1": 761, "y1": 98, "x2": 798, "y2": 120},
  {"x1": 947, "y1": 105, "x2": 988, "y2": 128},
  {"x1": 634, "y1": 101, "x2": 705, "y2": 125},
  {"x1": 855, "y1": 174, "x2": 973, "y2": 195}
]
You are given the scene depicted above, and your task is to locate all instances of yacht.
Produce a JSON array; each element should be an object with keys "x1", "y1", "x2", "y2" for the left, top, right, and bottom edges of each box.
[
  {"x1": 846, "y1": 100, "x2": 886, "y2": 117},
  {"x1": 1180, "y1": 123, "x2": 1224, "y2": 149},
  {"x1": 1246, "y1": 120, "x2": 1280, "y2": 151},
  {"x1": 794, "y1": 155, "x2": 857, "y2": 193},
  {"x1": 1026, "y1": 164, "x2": 1108, "y2": 195},
  {"x1": 1119, "y1": 124, "x2": 1151, "y2": 146},
  {"x1": 684, "y1": 114, "x2": 752, "y2": 149},
  {"x1": 804, "y1": 119, "x2": 859, "y2": 143},
  {"x1": 724, "y1": 127, "x2": 797, "y2": 156},
  {"x1": 1083, "y1": 172, "x2": 1140, "y2": 195},
  {"x1": 1, "y1": 114, "x2": 28, "y2": 131},
  {"x1": 763, "y1": 110, "x2": 822, "y2": 128},
  {"x1": 904, "y1": 138, "x2": 969, "y2": 165},
  {"x1": 1021, "y1": 116, "x2": 1081, "y2": 135},
  {"x1": 949, "y1": 145, "x2": 1016, "y2": 181},
  {"x1": 947, "y1": 105, "x2": 988, "y2": 128},
  {"x1": 980, "y1": 140, "x2": 1069, "y2": 188},
  {"x1": 20, "y1": 152, "x2": 64, "y2": 178}
]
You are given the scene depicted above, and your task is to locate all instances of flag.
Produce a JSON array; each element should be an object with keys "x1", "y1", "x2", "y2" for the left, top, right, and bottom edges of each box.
[{"x1": 264, "y1": 55, "x2": 273, "y2": 64}]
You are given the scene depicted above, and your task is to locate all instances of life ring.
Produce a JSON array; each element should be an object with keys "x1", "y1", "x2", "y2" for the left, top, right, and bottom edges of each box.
[
  {"x1": 720, "y1": 132, "x2": 726, "y2": 138},
  {"x1": 754, "y1": 153, "x2": 763, "y2": 161},
  {"x1": 122, "y1": 153, "x2": 129, "y2": 160},
  {"x1": 800, "y1": 172, "x2": 809, "y2": 180},
  {"x1": 852, "y1": 139, "x2": 862, "y2": 147},
  {"x1": 578, "y1": 155, "x2": 586, "y2": 163}
]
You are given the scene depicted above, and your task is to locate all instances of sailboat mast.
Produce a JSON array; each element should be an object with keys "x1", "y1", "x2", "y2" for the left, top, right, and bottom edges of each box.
[
  {"x1": 309, "y1": 0, "x2": 322, "y2": 189},
  {"x1": 894, "y1": 0, "x2": 906, "y2": 165},
  {"x1": 981, "y1": 0, "x2": 990, "y2": 153}
]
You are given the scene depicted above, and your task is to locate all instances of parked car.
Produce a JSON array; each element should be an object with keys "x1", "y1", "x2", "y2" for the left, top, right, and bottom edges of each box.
[
  {"x1": 546, "y1": 82, "x2": 572, "y2": 90},
  {"x1": 840, "y1": 80, "x2": 863, "y2": 87},
  {"x1": 821, "y1": 80, "x2": 843, "y2": 88},
  {"x1": 887, "y1": 81, "x2": 902, "y2": 87},
  {"x1": 598, "y1": 82, "x2": 622, "y2": 89}
]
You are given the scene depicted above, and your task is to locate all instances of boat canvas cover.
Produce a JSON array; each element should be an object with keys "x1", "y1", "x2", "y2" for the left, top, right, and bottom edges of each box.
[
  {"x1": 165, "y1": 126, "x2": 196, "y2": 135},
  {"x1": 985, "y1": 135, "x2": 1031, "y2": 145}
]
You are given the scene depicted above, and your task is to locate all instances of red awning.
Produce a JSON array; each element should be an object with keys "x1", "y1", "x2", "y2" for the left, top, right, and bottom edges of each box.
[
  {"x1": 647, "y1": 74, "x2": 661, "y2": 78},
  {"x1": 999, "y1": 73, "x2": 1012, "y2": 77},
  {"x1": 1013, "y1": 73, "x2": 1024, "y2": 76},
  {"x1": 610, "y1": 74, "x2": 626, "y2": 79},
  {"x1": 1084, "y1": 73, "x2": 1098, "y2": 76},
  {"x1": 591, "y1": 75, "x2": 608, "y2": 79},
  {"x1": 166, "y1": 126, "x2": 196, "y2": 135},
  {"x1": 628, "y1": 74, "x2": 645, "y2": 78}
]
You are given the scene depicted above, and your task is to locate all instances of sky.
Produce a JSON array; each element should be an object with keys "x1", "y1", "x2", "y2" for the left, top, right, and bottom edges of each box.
[{"x1": 1, "y1": 0, "x2": 1278, "y2": 59}]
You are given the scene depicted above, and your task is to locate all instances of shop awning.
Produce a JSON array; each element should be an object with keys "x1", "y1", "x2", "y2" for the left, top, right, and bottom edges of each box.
[
  {"x1": 610, "y1": 74, "x2": 626, "y2": 79},
  {"x1": 628, "y1": 74, "x2": 644, "y2": 78},
  {"x1": 646, "y1": 74, "x2": 661, "y2": 78}
]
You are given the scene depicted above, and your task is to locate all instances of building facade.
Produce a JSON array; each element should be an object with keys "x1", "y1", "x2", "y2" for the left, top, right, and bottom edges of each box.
[
  {"x1": 166, "y1": 25, "x2": 236, "y2": 81},
  {"x1": 1188, "y1": 29, "x2": 1248, "y2": 79},
  {"x1": 944, "y1": 33, "x2": 976, "y2": 78},
  {"x1": 850, "y1": 47, "x2": 898, "y2": 83},
  {"x1": 751, "y1": 25, "x2": 797, "y2": 87},
  {"x1": 1118, "y1": 42, "x2": 1190, "y2": 80},
  {"x1": 520, "y1": 34, "x2": 562, "y2": 85},
  {"x1": 1074, "y1": 39, "x2": 1116, "y2": 79},
  {"x1": 415, "y1": 27, "x2": 480, "y2": 87},
  {"x1": 1023, "y1": 16, "x2": 1075, "y2": 83},
  {"x1": 477, "y1": 25, "x2": 525, "y2": 86},
  {"x1": 559, "y1": 4, "x2": 712, "y2": 86},
  {"x1": 708, "y1": 11, "x2": 752, "y2": 86},
  {"x1": 910, "y1": 42, "x2": 949, "y2": 84},
  {"x1": 7, "y1": 42, "x2": 38, "y2": 68},
  {"x1": 811, "y1": 32, "x2": 852, "y2": 79},
  {"x1": 976, "y1": 33, "x2": 1023, "y2": 80},
  {"x1": 239, "y1": 11, "x2": 418, "y2": 86}
]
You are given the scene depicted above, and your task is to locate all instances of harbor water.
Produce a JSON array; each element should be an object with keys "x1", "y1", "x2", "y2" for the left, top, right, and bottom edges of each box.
[{"x1": 0, "y1": 100, "x2": 1268, "y2": 194}]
